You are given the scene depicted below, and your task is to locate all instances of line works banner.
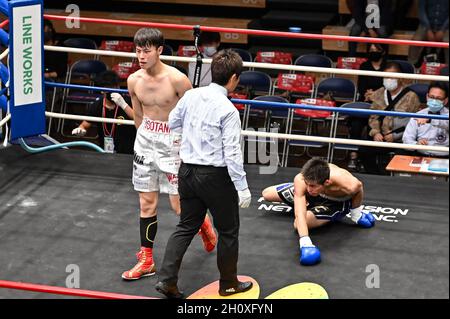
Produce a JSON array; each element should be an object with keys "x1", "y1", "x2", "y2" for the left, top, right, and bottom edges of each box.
[{"x1": 9, "y1": 0, "x2": 45, "y2": 140}]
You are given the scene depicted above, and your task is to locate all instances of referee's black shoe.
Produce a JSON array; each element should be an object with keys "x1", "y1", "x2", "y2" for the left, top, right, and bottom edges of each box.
[
  {"x1": 155, "y1": 281, "x2": 184, "y2": 299},
  {"x1": 219, "y1": 281, "x2": 253, "y2": 296}
]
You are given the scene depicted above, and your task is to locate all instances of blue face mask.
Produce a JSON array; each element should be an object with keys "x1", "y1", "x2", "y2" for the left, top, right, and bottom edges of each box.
[{"x1": 427, "y1": 99, "x2": 445, "y2": 113}]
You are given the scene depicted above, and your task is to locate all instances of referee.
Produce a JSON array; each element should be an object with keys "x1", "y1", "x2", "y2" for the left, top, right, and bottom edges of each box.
[{"x1": 155, "y1": 50, "x2": 252, "y2": 299}]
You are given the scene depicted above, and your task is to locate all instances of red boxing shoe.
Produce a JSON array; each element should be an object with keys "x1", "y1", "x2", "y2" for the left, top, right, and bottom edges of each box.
[
  {"x1": 121, "y1": 247, "x2": 156, "y2": 280},
  {"x1": 198, "y1": 215, "x2": 217, "y2": 253}
]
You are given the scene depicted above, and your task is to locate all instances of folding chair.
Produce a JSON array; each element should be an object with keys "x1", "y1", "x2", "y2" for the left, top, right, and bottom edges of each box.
[
  {"x1": 237, "y1": 71, "x2": 273, "y2": 129},
  {"x1": 58, "y1": 59, "x2": 108, "y2": 137},
  {"x1": 328, "y1": 102, "x2": 372, "y2": 163}
]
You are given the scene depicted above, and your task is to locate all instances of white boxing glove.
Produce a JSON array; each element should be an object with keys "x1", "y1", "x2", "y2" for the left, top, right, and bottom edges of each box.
[
  {"x1": 72, "y1": 127, "x2": 87, "y2": 137},
  {"x1": 238, "y1": 188, "x2": 252, "y2": 208},
  {"x1": 110, "y1": 93, "x2": 128, "y2": 110}
]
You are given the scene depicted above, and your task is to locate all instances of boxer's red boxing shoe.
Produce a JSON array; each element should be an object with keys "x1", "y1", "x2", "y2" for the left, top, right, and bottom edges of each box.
[
  {"x1": 122, "y1": 247, "x2": 156, "y2": 280},
  {"x1": 198, "y1": 215, "x2": 217, "y2": 253}
]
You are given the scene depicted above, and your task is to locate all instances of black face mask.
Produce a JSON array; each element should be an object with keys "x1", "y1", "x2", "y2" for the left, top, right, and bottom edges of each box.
[
  {"x1": 44, "y1": 31, "x2": 54, "y2": 43},
  {"x1": 368, "y1": 51, "x2": 383, "y2": 62}
]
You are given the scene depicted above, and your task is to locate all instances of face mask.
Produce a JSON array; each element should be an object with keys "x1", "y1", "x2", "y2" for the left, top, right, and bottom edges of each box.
[
  {"x1": 368, "y1": 51, "x2": 383, "y2": 62},
  {"x1": 427, "y1": 98, "x2": 445, "y2": 113},
  {"x1": 383, "y1": 78, "x2": 398, "y2": 92},
  {"x1": 44, "y1": 31, "x2": 53, "y2": 43},
  {"x1": 203, "y1": 46, "x2": 217, "y2": 57}
]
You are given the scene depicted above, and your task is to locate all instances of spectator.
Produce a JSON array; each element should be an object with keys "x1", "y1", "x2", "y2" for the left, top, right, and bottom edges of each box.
[
  {"x1": 360, "y1": 62, "x2": 421, "y2": 174},
  {"x1": 403, "y1": 81, "x2": 449, "y2": 157},
  {"x1": 408, "y1": 0, "x2": 449, "y2": 66},
  {"x1": 392, "y1": 0, "x2": 414, "y2": 30},
  {"x1": 188, "y1": 31, "x2": 221, "y2": 87},
  {"x1": 347, "y1": 0, "x2": 394, "y2": 57},
  {"x1": 347, "y1": 43, "x2": 388, "y2": 170},
  {"x1": 358, "y1": 44, "x2": 388, "y2": 103},
  {"x1": 71, "y1": 70, "x2": 136, "y2": 154},
  {"x1": 43, "y1": 19, "x2": 68, "y2": 80}
]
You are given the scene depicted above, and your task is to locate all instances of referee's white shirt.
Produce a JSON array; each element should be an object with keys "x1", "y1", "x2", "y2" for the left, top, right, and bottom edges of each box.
[{"x1": 168, "y1": 82, "x2": 248, "y2": 191}]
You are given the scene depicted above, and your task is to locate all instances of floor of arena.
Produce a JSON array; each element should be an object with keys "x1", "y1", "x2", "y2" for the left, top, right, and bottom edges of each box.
[{"x1": 0, "y1": 146, "x2": 448, "y2": 299}]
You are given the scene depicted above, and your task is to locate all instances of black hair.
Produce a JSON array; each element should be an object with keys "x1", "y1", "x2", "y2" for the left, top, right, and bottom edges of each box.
[
  {"x1": 383, "y1": 61, "x2": 403, "y2": 73},
  {"x1": 211, "y1": 49, "x2": 243, "y2": 86},
  {"x1": 94, "y1": 70, "x2": 121, "y2": 87},
  {"x1": 366, "y1": 43, "x2": 387, "y2": 54},
  {"x1": 428, "y1": 81, "x2": 449, "y2": 99},
  {"x1": 133, "y1": 28, "x2": 164, "y2": 49},
  {"x1": 301, "y1": 158, "x2": 330, "y2": 185},
  {"x1": 44, "y1": 19, "x2": 56, "y2": 43},
  {"x1": 199, "y1": 31, "x2": 221, "y2": 46}
]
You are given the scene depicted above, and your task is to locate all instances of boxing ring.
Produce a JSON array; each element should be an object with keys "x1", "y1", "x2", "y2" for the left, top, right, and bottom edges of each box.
[
  {"x1": 0, "y1": 147, "x2": 448, "y2": 298},
  {"x1": 0, "y1": 0, "x2": 449, "y2": 299}
]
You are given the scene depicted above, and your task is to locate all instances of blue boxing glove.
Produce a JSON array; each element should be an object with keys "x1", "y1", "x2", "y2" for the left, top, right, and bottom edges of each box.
[
  {"x1": 350, "y1": 206, "x2": 375, "y2": 228},
  {"x1": 299, "y1": 236, "x2": 321, "y2": 266}
]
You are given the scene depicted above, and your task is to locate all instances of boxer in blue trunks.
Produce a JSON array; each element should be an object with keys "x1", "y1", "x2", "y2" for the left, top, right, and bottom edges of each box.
[{"x1": 262, "y1": 158, "x2": 375, "y2": 266}]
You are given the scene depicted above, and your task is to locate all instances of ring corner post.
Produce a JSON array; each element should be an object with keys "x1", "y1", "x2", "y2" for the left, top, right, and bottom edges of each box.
[{"x1": 8, "y1": 0, "x2": 46, "y2": 141}]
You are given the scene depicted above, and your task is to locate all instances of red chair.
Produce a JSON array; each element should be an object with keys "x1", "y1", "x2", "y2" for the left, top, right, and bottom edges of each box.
[
  {"x1": 284, "y1": 98, "x2": 336, "y2": 164},
  {"x1": 275, "y1": 73, "x2": 315, "y2": 99},
  {"x1": 256, "y1": 51, "x2": 293, "y2": 65},
  {"x1": 177, "y1": 45, "x2": 197, "y2": 57},
  {"x1": 336, "y1": 57, "x2": 367, "y2": 70},
  {"x1": 420, "y1": 62, "x2": 448, "y2": 75}
]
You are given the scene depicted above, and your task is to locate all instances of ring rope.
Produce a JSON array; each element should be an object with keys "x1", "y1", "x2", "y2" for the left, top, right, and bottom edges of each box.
[
  {"x1": 43, "y1": 110, "x2": 448, "y2": 153},
  {"x1": 0, "y1": 279, "x2": 154, "y2": 299},
  {"x1": 43, "y1": 14, "x2": 449, "y2": 49},
  {"x1": 44, "y1": 45, "x2": 449, "y2": 82},
  {"x1": 0, "y1": 47, "x2": 9, "y2": 61},
  {"x1": 43, "y1": 81, "x2": 449, "y2": 121},
  {"x1": 242, "y1": 130, "x2": 449, "y2": 153},
  {"x1": 0, "y1": 113, "x2": 10, "y2": 129}
]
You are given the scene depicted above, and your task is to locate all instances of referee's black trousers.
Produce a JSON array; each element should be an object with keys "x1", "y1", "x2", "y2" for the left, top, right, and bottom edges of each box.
[{"x1": 158, "y1": 162, "x2": 240, "y2": 289}]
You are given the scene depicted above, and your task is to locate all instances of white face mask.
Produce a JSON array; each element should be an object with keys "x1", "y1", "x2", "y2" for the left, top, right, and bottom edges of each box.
[
  {"x1": 203, "y1": 46, "x2": 217, "y2": 57},
  {"x1": 383, "y1": 78, "x2": 398, "y2": 92}
]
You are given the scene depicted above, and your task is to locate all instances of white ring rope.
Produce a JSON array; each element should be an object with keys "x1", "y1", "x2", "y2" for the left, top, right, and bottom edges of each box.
[
  {"x1": 0, "y1": 113, "x2": 11, "y2": 129},
  {"x1": 45, "y1": 111, "x2": 134, "y2": 125},
  {"x1": 0, "y1": 48, "x2": 9, "y2": 61},
  {"x1": 44, "y1": 111, "x2": 448, "y2": 153},
  {"x1": 242, "y1": 129, "x2": 449, "y2": 153},
  {"x1": 44, "y1": 45, "x2": 449, "y2": 82}
]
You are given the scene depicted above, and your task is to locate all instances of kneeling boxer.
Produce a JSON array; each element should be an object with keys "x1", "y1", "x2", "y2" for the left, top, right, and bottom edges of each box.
[{"x1": 262, "y1": 158, "x2": 375, "y2": 266}]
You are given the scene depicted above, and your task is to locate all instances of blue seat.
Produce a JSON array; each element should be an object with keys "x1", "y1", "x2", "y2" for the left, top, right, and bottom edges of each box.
[
  {"x1": 63, "y1": 38, "x2": 97, "y2": 50},
  {"x1": 315, "y1": 77, "x2": 356, "y2": 102},
  {"x1": 59, "y1": 60, "x2": 108, "y2": 136},
  {"x1": 231, "y1": 48, "x2": 252, "y2": 62},
  {"x1": 389, "y1": 60, "x2": 415, "y2": 74},
  {"x1": 237, "y1": 71, "x2": 273, "y2": 129},
  {"x1": 252, "y1": 95, "x2": 291, "y2": 129},
  {"x1": 330, "y1": 102, "x2": 372, "y2": 161},
  {"x1": 408, "y1": 83, "x2": 429, "y2": 104},
  {"x1": 440, "y1": 66, "x2": 449, "y2": 76},
  {"x1": 162, "y1": 44, "x2": 174, "y2": 56},
  {"x1": 247, "y1": 95, "x2": 290, "y2": 167},
  {"x1": 238, "y1": 71, "x2": 272, "y2": 95},
  {"x1": 294, "y1": 54, "x2": 333, "y2": 68}
]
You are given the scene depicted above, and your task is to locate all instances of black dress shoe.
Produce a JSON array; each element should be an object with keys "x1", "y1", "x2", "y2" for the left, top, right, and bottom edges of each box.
[
  {"x1": 155, "y1": 281, "x2": 184, "y2": 299},
  {"x1": 219, "y1": 281, "x2": 253, "y2": 296}
]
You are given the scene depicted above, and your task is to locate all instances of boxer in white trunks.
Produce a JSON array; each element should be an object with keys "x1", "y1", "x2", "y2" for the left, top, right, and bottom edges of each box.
[{"x1": 122, "y1": 28, "x2": 217, "y2": 280}]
